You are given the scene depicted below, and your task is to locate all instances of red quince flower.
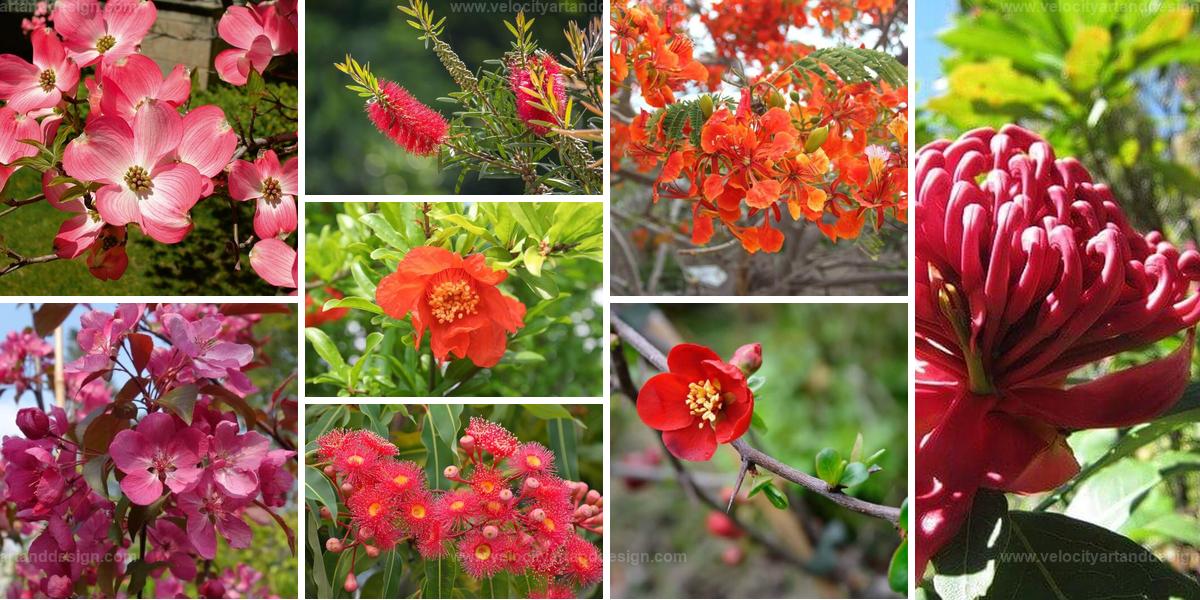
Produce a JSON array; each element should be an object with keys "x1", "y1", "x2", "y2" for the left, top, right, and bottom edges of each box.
[
  {"x1": 637, "y1": 343, "x2": 755, "y2": 461},
  {"x1": 375, "y1": 246, "x2": 526, "y2": 368},
  {"x1": 915, "y1": 125, "x2": 1200, "y2": 576}
]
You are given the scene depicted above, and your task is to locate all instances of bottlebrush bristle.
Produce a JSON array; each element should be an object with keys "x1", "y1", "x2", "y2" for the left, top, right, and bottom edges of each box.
[
  {"x1": 509, "y1": 56, "x2": 566, "y2": 136},
  {"x1": 366, "y1": 80, "x2": 449, "y2": 156}
]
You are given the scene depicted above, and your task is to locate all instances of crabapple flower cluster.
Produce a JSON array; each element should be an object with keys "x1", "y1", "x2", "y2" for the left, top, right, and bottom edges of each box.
[
  {"x1": 316, "y1": 418, "x2": 603, "y2": 597},
  {"x1": 0, "y1": 0, "x2": 298, "y2": 288},
  {"x1": 0, "y1": 303, "x2": 296, "y2": 598}
]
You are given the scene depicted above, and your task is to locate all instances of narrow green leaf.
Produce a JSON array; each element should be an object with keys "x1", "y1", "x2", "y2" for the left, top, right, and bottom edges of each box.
[{"x1": 547, "y1": 418, "x2": 578, "y2": 481}]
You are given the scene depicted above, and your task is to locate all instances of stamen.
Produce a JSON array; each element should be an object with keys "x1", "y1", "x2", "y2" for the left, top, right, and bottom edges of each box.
[
  {"x1": 38, "y1": 69, "x2": 55, "y2": 92},
  {"x1": 428, "y1": 276, "x2": 480, "y2": 324},
  {"x1": 685, "y1": 378, "x2": 723, "y2": 429},
  {"x1": 96, "y1": 35, "x2": 116, "y2": 54},
  {"x1": 261, "y1": 177, "x2": 282, "y2": 204},
  {"x1": 123, "y1": 165, "x2": 152, "y2": 194}
]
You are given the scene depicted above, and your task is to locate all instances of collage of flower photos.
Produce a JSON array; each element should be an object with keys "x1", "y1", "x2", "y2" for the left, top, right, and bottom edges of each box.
[{"x1": 10, "y1": 0, "x2": 1200, "y2": 599}]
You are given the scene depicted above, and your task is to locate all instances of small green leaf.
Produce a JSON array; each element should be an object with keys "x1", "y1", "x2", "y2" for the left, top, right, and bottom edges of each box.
[
  {"x1": 156, "y1": 385, "x2": 198, "y2": 425},
  {"x1": 888, "y1": 539, "x2": 908, "y2": 593},
  {"x1": 839, "y1": 462, "x2": 870, "y2": 489},
  {"x1": 815, "y1": 448, "x2": 843, "y2": 485},
  {"x1": 751, "y1": 480, "x2": 789, "y2": 509},
  {"x1": 306, "y1": 327, "x2": 347, "y2": 372}
]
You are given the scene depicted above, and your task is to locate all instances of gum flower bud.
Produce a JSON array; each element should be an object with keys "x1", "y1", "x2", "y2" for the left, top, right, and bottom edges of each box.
[
  {"x1": 498, "y1": 489, "x2": 513, "y2": 502},
  {"x1": 482, "y1": 525, "x2": 499, "y2": 539},
  {"x1": 730, "y1": 343, "x2": 763, "y2": 376},
  {"x1": 524, "y1": 477, "x2": 541, "y2": 489},
  {"x1": 325, "y1": 538, "x2": 342, "y2": 553},
  {"x1": 365, "y1": 544, "x2": 379, "y2": 558},
  {"x1": 530, "y1": 508, "x2": 546, "y2": 522},
  {"x1": 319, "y1": 506, "x2": 332, "y2": 520},
  {"x1": 16, "y1": 407, "x2": 50, "y2": 440},
  {"x1": 916, "y1": 125, "x2": 1200, "y2": 576},
  {"x1": 444, "y1": 465, "x2": 460, "y2": 479},
  {"x1": 344, "y1": 573, "x2": 358, "y2": 593},
  {"x1": 585, "y1": 490, "x2": 601, "y2": 505},
  {"x1": 324, "y1": 465, "x2": 336, "y2": 477},
  {"x1": 460, "y1": 435, "x2": 475, "y2": 452}
]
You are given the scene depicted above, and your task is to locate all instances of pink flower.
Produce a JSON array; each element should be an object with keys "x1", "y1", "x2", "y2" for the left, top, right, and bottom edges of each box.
[
  {"x1": 63, "y1": 101, "x2": 205, "y2": 243},
  {"x1": 163, "y1": 313, "x2": 254, "y2": 379},
  {"x1": 0, "y1": 28, "x2": 80, "y2": 113},
  {"x1": 99, "y1": 53, "x2": 190, "y2": 120},
  {"x1": 67, "y1": 304, "x2": 143, "y2": 373},
  {"x1": 176, "y1": 105, "x2": 237, "y2": 196},
  {"x1": 228, "y1": 150, "x2": 298, "y2": 240},
  {"x1": 44, "y1": 168, "x2": 105, "y2": 260},
  {"x1": 109, "y1": 412, "x2": 205, "y2": 505},
  {"x1": 86, "y1": 224, "x2": 130, "y2": 280},
  {"x1": 0, "y1": 106, "x2": 42, "y2": 192},
  {"x1": 259, "y1": 448, "x2": 295, "y2": 507},
  {"x1": 147, "y1": 521, "x2": 197, "y2": 581},
  {"x1": 214, "y1": 4, "x2": 292, "y2": 86},
  {"x1": 176, "y1": 473, "x2": 253, "y2": 559},
  {"x1": 206, "y1": 420, "x2": 269, "y2": 498},
  {"x1": 1, "y1": 437, "x2": 64, "y2": 510},
  {"x1": 52, "y1": 0, "x2": 157, "y2": 68},
  {"x1": 249, "y1": 237, "x2": 297, "y2": 288}
]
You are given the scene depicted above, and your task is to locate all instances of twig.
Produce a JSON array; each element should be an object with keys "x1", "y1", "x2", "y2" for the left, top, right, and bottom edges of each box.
[
  {"x1": 611, "y1": 314, "x2": 902, "y2": 525},
  {"x1": 0, "y1": 252, "x2": 60, "y2": 277}
]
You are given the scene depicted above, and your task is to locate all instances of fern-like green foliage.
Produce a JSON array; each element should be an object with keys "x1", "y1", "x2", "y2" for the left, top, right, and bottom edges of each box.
[
  {"x1": 791, "y1": 47, "x2": 908, "y2": 89},
  {"x1": 645, "y1": 96, "x2": 723, "y2": 148}
]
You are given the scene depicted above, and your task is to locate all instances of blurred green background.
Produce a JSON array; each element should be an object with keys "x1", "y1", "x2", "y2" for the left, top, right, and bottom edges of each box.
[
  {"x1": 305, "y1": 0, "x2": 599, "y2": 195},
  {"x1": 611, "y1": 303, "x2": 907, "y2": 599}
]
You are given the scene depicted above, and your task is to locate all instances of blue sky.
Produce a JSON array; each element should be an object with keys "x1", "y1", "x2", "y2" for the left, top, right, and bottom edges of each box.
[{"x1": 915, "y1": 0, "x2": 954, "y2": 107}]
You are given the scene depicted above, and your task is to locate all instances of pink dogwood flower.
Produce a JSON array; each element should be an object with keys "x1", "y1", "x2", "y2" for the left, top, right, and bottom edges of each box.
[
  {"x1": 52, "y1": 0, "x2": 157, "y2": 68},
  {"x1": 0, "y1": 106, "x2": 42, "y2": 192},
  {"x1": 214, "y1": 4, "x2": 292, "y2": 86},
  {"x1": 63, "y1": 101, "x2": 205, "y2": 243},
  {"x1": 0, "y1": 28, "x2": 80, "y2": 113},
  {"x1": 99, "y1": 53, "x2": 190, "y2": 120},
  {"x1": 249, "y1": 237, "x2": 297, "y2": 288},
  {"x1": 176, "y1": 473, "x2": 253, "y2": 559},
  {"x1": 207, "y1": 420, "x2": 268, "y2": 498},
  {"x1": 44, "y1": 169, "x2": 105, "y2": 260},
  {"x1": 109, "y1": 412, "x2": 205, "y2": 505},
  {"x1": 228, "y1": 150, "x2": 297, "y2": 239},
  {"x1": 163, "y1": 313, "x2": 254, "y2": 379}
]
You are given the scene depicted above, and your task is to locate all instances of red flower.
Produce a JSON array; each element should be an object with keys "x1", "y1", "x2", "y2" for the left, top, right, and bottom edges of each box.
[
  {"x1": 375, "y1": 246, "x2": 526, "y2": 368},
  {"x1": 915, "y1": 125, "x2": 1200, "y2": 575},
  {"x1": 464, "y1": 417, "x2": 521, "y2": 457},
  {"x1": 366, "y1": 80, "x2": 449, "y2": 156},
  {"x1": 510, "y1": 55, "x2": 566, "y2": 135},
  {"x1": 459, "y1": 530, "x2": 505, "y2": 579},
  {"x1": 637, "y1": 343, "x2": 755, "y2": 461},
  {"x1": 305, "y1": 286, "x2": 348, "y2": 327},
  {"x1": 562, "y1": 534, "x2": 602, "y2": 586},
  {"x1": 508, "y1": 442, "x2": 554, "y2": 475}
]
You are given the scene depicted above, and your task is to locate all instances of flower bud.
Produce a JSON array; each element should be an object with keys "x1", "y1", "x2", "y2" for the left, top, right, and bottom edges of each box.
[
  {"x1": 767, "y1": 91, "x2": 785, "y2": 108},
  {"x1": 16, "y1": 408, "x2": 50, "y2": 440},
  {"x1": 721, "y1": 545, "x2": 744, "y2": 565},
  {"x1": 804, "y1": 125, "x2": 829, "y2": 153},
  {"x1": 364, "y1": 544, "x2": 380, "y2": 558},
  {"x1": 344, "y1": 572, "x2": 358, "y2": 593},
  {"x1": 730, "y1": 343, "x2": 763, "y2": 376},
  {"x1": 524, "y1": 477, "x2": 541, "y2": 490},
  {"x1": 706, "y1": 511, "x2": 744, "y2": 540},
  {"x1": 341, "y1": 482, "x2": 353, "y2": 493},
  {"x1": 499, "y1": 488, "x2": 513, "y2": 502},
  {"x1": 325, "y1": 538, "x2": 343, "y2": 553},
  {"x1": 482, "y1": 525, "x2": 499, "y2": 539},
  {"x1": 586, "y1": 490, "x2": 601, "y2": 505},
  {"x1": 699, "y1": 94, "x2": 714, "y2": 118},
  {"x1": 530, "y1": 508, "x2": 546, "y2": 522},
  {"x1": 319, "y1": 506, "x2": 332, "y2": 520},
  {"x1": 324, "y1": 465, "x2": 336, "y2": 477},
  {"x1": 460, "y1": 435, "x2": 475, "y2": 452},
  {"x1": 444, "y1": 465, "x2": 460, "y2": 479}
]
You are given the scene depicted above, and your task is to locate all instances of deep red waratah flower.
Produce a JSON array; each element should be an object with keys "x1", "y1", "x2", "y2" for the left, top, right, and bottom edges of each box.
[
  {"x1": 509, "y1": 55, "x2": 566, "y2": 135},
  {"x1": 376, "y1": 246, "x2": 526, "y2": 368},
  {"x1": 366, "y1": 80, "x2": 449, "y2": 156},
  {"x1": 915, "y1": 125, "x2": 1200, "y2": 576},
  {"x1": 637, "y1": 343, "x2": 756, "y2": 461}
]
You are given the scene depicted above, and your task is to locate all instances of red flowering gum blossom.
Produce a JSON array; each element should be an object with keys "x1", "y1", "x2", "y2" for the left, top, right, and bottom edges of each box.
[
  {"x1": 375, "y1": 246, "x2": 526, "y2": 368},
  {"x1": 509, "y1": 55, "x2": 566, "y2": 136},
  {"x1": 915, "y1": 124, "x2": 1200, "y2": 576},
  {"x1": 637, "y1": 343, "x2": 754, "y2": 461},
  {"x1": 366, "y1": 80, "x2": 449, "y2": 156}
]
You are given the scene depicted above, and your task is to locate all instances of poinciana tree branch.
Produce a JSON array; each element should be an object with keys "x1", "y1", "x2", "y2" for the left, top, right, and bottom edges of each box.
[{"x1": 611, "y1": 314, "x2": 903, "y2": 525}]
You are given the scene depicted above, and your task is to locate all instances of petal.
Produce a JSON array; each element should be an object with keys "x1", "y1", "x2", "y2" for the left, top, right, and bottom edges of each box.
[
  {"x1": 31, "y1": 29, "x2": 68, "y2": 72},
  {"x1": 465, "y1": 321, "x2": 507, "y2": 368},
  {"x1": 636, "y1": 373, "x2": 695, "y2": 431},
  {"x1": 102, "y1": 54, "x2": 160, "y2": 117},
  {"x1": 745, "y1": 179, "x2": 781, "y2": 209},
  {"x1": 6, "y1": 85, "x2": 60, "y2": 114},
  {"x1": 216, "y1": 6, "x2": 264, "y2": 49},
  {"x1": 119, "y1": 470, "x2": 163, "y2": 505},
  {"x1": 398, "y1": 246, "x2": 462, "y2": 276},
  {"x1": 216, "y1": 513, "x2": 253, "y2": 549},
  {"x1": 138, "y1": 164, "x2": 202, "y2": 243},
  {"x1": 214, "y1": 49, "x2": 249, "y2": 86},
  {"x1": 186, "y1": 512, "x2": 217, "y2": 559},
  {"x1": 249, "y1": 238, "x2": 297, "y2": 288},
  {"x1": 666, "y1": 343, "x2": 721, "y2": 380},
  {"x1": 164, "y1": 464, "x2": 203, "y2": 494},
  {"x1": 95, "y1": 186, "x2": 140, "y2": 227},
  {"x1": 52, "y1": 0, "x2": 106, "y2": 51},
  {"x1": 246, "y1": 35, "x2": 275, "y2": 73},
  {"x1": 0, "y1": 55, "x2": 36, "y2": 98},
  {"x1": 1004, "y1": 331, "x2": 1194, "y2": 429},
  {"x1": 253, "y1": 195, "x2": 297, "y2": 239},
  {"x1": 178, "y1": 105, "x2": 236, "y2": 178},
  {"x1": 376, "y1": 270, "x2": 427, "y2": 319},
  {"x1": 982, "y1": 413, "x2": 1079, "y2": 494},
  {"x1": 108, "y1": 429, "x2": 149, "y2": 471},
  {"x1": 158, "y1": 64, "x2": 192, "y2": 106},
  {"x1": 227, "y1": 158, "x2": 263, "y2": 201},
  {"x1": 103, "y1": 0, "x2": 156, "y2": 43},
  {"x1": 661, "y1": 424, "x2": 718, "y2": 462},
  {"x1": 477, "y1": 284, "x2": 525, "y2": 333},
  {"x1": 214, "y1": 468, "x2": 259, "y2": 497},
  {"x1": 54, "y1": 213, "x2": 103, "y2": 259},
  {"x1": 132, "y1": 101, "x2": 183, "y2": 167},
  {"x1": 280, "y1": 156, "x2": 298, "y2": 194},
  {"x1": 463, "y1": 253, "x2": 506, "y2": 285},
  {"x1": 63, "y1": 116, "x2": 134, "y2": 183}
]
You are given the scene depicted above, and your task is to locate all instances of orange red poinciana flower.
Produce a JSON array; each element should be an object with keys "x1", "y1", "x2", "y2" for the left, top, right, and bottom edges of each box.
[
  {"x1": 611, "y1": 1, "x2": 908, "y2": 253},
  {"x1": 376, "y1": 246, "x2": 526, "y2": 368}
]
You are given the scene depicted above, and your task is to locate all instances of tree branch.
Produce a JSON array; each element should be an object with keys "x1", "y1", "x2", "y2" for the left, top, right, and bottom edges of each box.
[{"x1": 611, "y1": 314, "x2": 902, "y2": 525}]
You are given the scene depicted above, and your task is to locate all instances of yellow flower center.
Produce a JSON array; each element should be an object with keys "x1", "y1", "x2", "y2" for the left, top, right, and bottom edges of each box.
[
  {"x1": 480, "y1": 481, "x2": 495, "y2": 494},
  {"x1": 428, "y1": 278, "x2": 479, "y2": 324},
  {"x1": 38, "y1": 69, "x2": 55, "y2": 92},
  {"x1": 261, "y1": 177, "x2": 282, "y2": 205},
  {"x1": 543, "y1": 518, "x2": 555, "y2": 532},
  {"x1": 576, "y1": 556, "x2": 590, "y2": 568},
  {"x1": 368, "y1": 502, "x2": 381, "y2": 517},
  {"x1": 410, "y1": 505, "x2": 426, "y2": 519},
  {"x1": 450, "y1": 500, "x2": 465, "y2": 511},
  {"x1": 96, "y1": 34, "x2": 116, "y2": 54},
  {"x1": 525, "y1": 455, "x2": 542, "y2": 468},
  {"x1": 346, "y1": 455, "x2": 364, "y2": 466},
  {"x1": 475, "y1": 544, "x2": 492, "y2": 560},
  {"x1": 392, "y1": 474, "x2": 409, "y2": 486},
  {"x1": 686, "y1": 379, "x2": 723, "y2": 429},
  {"x1": 123, "y1": 165, "x2": 152, "y2": 194}
]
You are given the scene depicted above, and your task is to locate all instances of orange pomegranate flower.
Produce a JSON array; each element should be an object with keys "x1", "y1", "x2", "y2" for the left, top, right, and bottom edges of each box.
[{"x1": 376, "y1": 246, "x2": 526, "y2": 368}]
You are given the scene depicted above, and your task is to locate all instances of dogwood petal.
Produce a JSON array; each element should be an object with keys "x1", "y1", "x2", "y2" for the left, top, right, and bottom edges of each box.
[
  {"x1": 253, "y1": 194, "x2": 296, "y2": 239},
  {"x1": 132, "y1": 101, "x2": 183, "y2": 167},
  {"x1": 178, "y1": 105, "x2": 236, "y2": 178},
  {"x1": 213, "y1": 49, "x2": 249, "y2": 86},
  {"x1": 64, "y1": 116, "x2": 134, "y2": 183},
  {"x1": 103, "y1": 0, "x2": 156, "y2": 44},
  {"x1": 227, "y1": 157, "x2": 263, "y2": 201},
  {"x1": 217, "y1": 6, "x2": 264, "y2": 49},
  {"x1": 249, "y1": 238, "x2": 297, "y2": 288},
  {"x1": 95, "y1": 186, "x2": 139, "y2": 226},
  {"x1": 52, "y1": 0, "x2": 105, "y2": 54}
]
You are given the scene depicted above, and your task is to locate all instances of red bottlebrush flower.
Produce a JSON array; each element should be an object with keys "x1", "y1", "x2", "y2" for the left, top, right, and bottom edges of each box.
[
  {"x1": 915, "y1": 125, "x2": 1200, "y2": 575},
  {"x1": 562, "y1": 534, "x2": 602, "y2": 586},
  {"x1": 475, "y1": 494, "x2": 516, "y2": 522},
  {"x1": 469, "y1": 464, "x2": 506, "y2": 497},
  {"x1": 399, "y1": 489, "x2": 435, "y2": 532},
  {"x1": 305, "y1": 286, "x2": 349, "y2": 327},
  {"x1": 508, "y1": 442, "x2": 555, "y2": 476},
  {"x1": 331, "y1": 439, "x2": 384, "y2": 482},
  {"x1": 525, "y1": 474, "x2": 573, "y2": 512},
  {"x1": 637, "y1": 343, "x2": 755, "y2": 461},
  {"x1": 459, "y1": 530, "x2": 505, "y2": 579},
  {"x1": 365, "y1": 79, "x2": 449, "y2": 156},
  {"x1": 375, "y1": 246, "x2": 526, "y2": 368},
  {"x1": 375, "y1": 460, "x2": 423, "y2": 495},
  {"x1": 536, "y1": 584, "x2": 576, "y2": 599},
  {"x1": 352, "y1": 429, "x2": 399, "y2": 457},
  {"x1": 464, "y1": 417, "x2": 521, "y2": 458},
  {"x1": 509, "y1": 55, "x2": 566, "y2": 135}
]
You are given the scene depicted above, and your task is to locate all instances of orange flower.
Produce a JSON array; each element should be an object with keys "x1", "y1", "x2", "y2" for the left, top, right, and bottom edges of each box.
[{"x1": 376, "y1": 246, "x2": 526, "y2": 368}]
